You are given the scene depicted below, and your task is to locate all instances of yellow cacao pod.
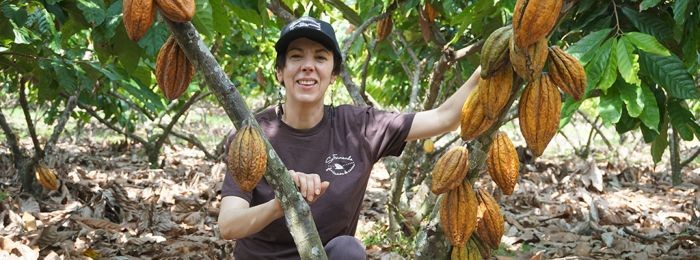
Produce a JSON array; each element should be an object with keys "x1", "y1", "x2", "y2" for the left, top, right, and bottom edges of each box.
[
  {"x1": 156, "y1": 36, "x2": 195, "y2": 100},
  {"x1": 510, "y1": 36, "x2": 548, "y2": 81},
  {"x1": 424, "y1": 2, "x2": 438, "y2": 23},
  {"x1": 486, "y1": 132, "x2": 520, "y2": 195},
  {"x1": 440, "y1": 182, "x2": 478, "y2": 246},
  {"x1": 35, "y1": 163, "x2": 59, "y2": 191},
  {"x1": 518, "y1": 74, "x2": 561, "y2": 156},
  {"x1": 227, "y1": 124, "x2": 268, "y2": 192},
  {"x1": 155, "y1": 0, "x2": 195, "y2": 22},
  {"x1": 431, "y1": 146, "x2": 470, "y2": 195},
  {"x1": 451, "y1": 238, "x2": 483, "y2": 260},
  {"x1": 548, "y1": 46, "x2": 587, "y2": 101},
  {"x1": 460, "y1": 88, "x2": 496, "y2": 141},
  {"x1": 480, "y1": 25, "x2": 513, "y2": 78},
  {"x1": 480, "y1": 66, "x2": 514, "y2": 120},
  {"x1": 423, "y1": 139, "x2": 435, "y2": 154},
  {"x1": 476, "y1": 189, "x2": 505, "y2": 248},
  {"x1": 123, "y1": 0, "x2": 155, "y2": 41},
  {"x1": 377, "y1": 17, "x2": 393, "y2": 42},
  {"x1": 512, "y1": 0, "x2": 563, "y2": 49}
]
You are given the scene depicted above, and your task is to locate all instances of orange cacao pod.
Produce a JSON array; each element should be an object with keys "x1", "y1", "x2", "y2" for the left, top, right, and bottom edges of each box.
[
  {"x1": 512, "y1": 0, "x2": 562, "y2": 49},
  {"x1": 431, "y1": 146, "x2": 470, "y2": 195},
  {"x1": 377, "y1": 16, "x2": 393, "y2": 42},
  {"x1": 227, "y1": 123, "x2": 268, "y2": 192},
  {"x1": 486, "y1": 132, "x2": 520, "y2": 195},
  {"x1": 518, "y1": 74, "x2": 561, "y2": 156},
  {"x1": 510, "y1": 36, "x2": 548, "y2": 81},
  {"x1": 476, "y1": 189, "x2": 505, "y2": 248},
  {"x1": 155, "y1": 0, "x2": 195, "y2": 22},
  {"x1": 440, "y1": 182, "x2": 478, "y2": 246},
  {"x1": 460, "y1": 88, "x2": 496, "y2": 141},
  {"x1": 424, "y1": 2, "x2": 438, "y2": 23},
  {"x1": 481, "y1": 66, "x2": 514, "y2": 120},
  {"x1": 450, "y1": 238, "x2": 482, "y2": 260},
  {"x1": 480, "y1": 25, "x2": 512, "y2": 78},
  {"x1": 548, "y1": 46, "x2": 587, "y2": 100},
  {"x1": 419, "y1": 10, "x2": 432, "y2": 43},
  {"x1": 35, "y1": 163, "x2": 59, "y2": 191},
  {"x1": 123, "y1": 0, "x2": 155, "y2": 41},
  {"x1": 156, "y1": 36, "x2": 195, "y2": 100}
]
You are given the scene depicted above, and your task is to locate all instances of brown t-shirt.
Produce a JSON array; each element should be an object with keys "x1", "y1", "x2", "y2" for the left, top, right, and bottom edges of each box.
[{"x1": 221, "y1": 104, "x2": 415, "y2": 259}]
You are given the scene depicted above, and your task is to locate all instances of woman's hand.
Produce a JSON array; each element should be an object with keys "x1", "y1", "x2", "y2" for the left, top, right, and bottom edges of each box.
[{"x1": 289, "y1": 170, "x2": 330, "y2": 204}]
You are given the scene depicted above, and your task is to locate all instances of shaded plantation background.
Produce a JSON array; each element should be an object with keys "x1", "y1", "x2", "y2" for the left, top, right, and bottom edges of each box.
[{"x1": 1, "y1": 0, "x2": 699, "y2": 259}]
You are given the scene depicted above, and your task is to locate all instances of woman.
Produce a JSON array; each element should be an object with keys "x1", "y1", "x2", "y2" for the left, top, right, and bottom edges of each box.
[{"x1": 218, "y1": 16, "x2": 480, "y2": 259}]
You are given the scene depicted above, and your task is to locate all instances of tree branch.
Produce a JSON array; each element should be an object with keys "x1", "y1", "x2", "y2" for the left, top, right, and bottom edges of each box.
[
  {"x1": 0, "y1": 108, "x2": 24, "y2": 167},
  {"x1": 680, "y1": 146, "x2": 700, "y2": 168},
  {"x1": 576, "y1": 110, "x2": 613, "y2": 150},
  {"x1": 424, "y1": 41, "x2": 483, "y2": 110},
  {"x1": 108, "y1": 91, "x2": 156, "y2": 121},
  {"x1": 75, "y1": 102, "x2": 149, "y2": 145},
  {"x1": 157, "y1": 124, "x2": 217, "y2": 160},
  {"x1": 267, "y1": 0, "x2": 295, "y2": 23},
  {"x1": 44, "y1": 94, "x2": 78, "y2": 163},
  {"x1": 18, "y1": 82, "x2": 43, "y2": 158},
  {"x1": 154, "y1": 91, "x2": 204, "y2": 152}
]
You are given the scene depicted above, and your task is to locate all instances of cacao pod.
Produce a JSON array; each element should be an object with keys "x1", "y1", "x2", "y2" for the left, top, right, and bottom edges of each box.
[
  {"x1": 419, "y1": 10, "x2": 432, "y2": 43},
  {"x1": 476, "y1": 189, "x2": 505, "y2": 248},
  {"x1": 431, "y1": 146, "x2": 470, "y2": 195},
  {"x1": 460, "y1": 88, "x2": 496, "y2": 141},
  {"x1": 486, "y1": 132, "x2": 520, "y2": 195},
  {"x1": 35, "y1": 163, "x2": 59, "y2": 191},
  {"x1": 471, "y1": 235, "x2": 492, "y2": 259},
  {"x1": 440, "y1": 182, "x2": 478, "y2": 246},
  {"x1": 155, "y1": 0, "x2": 195, "y2": 22},
  {"x1": 518, "y1": 74, "x2": 561, "y2": 156},
  {"x1": 156, "y1": 35, "x2": 195, "y2": 100},
  {"x1": 480, "y1": 66, "x2": 514, "y2": 120},
  {"x1": 512, "y1": 0, "x2": 562, "y2": 49},
  {"x1": 510, "y1": 36, "x2": 548, "y2": 81},
  {"x1": 548, "y1": 46, "x2": 587, "y2": 100},
  {"x1": 423, "y1": 139, "x2": 435, "y2": 154},
  {"x1": 227, "y1": 123, "x2": 268, "y2": 192},
  {"x1": 123, "y1": 0, "x2": 156, "y2": 41},
  {"x1": 424, "y1": 2, "x2": 438, "y2": 23},
  {"x1": 480, "y1": 25, "x2": 513, "y2": 78},
  {"x1": 377, "y1": 16, "x2": 393, "y2": 42},
  {"x1": 451, "y1": 239, "x2": 482, "y2": 260}
]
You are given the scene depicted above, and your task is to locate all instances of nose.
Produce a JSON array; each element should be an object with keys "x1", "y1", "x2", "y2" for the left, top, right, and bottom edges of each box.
[{"x1": 301, "y1": 58, "x2": 315, "y2": 72}]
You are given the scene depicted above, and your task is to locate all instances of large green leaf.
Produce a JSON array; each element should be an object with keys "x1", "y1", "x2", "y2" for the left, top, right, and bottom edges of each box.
[
  {"x1": 673, "y1": 0, "x2": 690, "y2": 26},
  {"x1": 640, "y1": 0, "x2": 664, "y2": 11},
  {"x1": 599, "y1": 87, "x2": 623, "y2": 126},
  {"x1": 567, "y1": 28, "x2": 612, "y2": 65},
  {"x1": 227, "y1": 0, "x2": 263, "y2": 25},
  {"x1": 639, "y1": 84, "x2": 660, "y2": 132},
  {"x1": 639, "y1": 52, "x2": 699, "y2": 99},
  {"x1": 192, "y1": 0, "x2": 214, "y2": 38},
  {"x1": 618, "y1": 81, "x2": 644, "y2": 118},
  {"x1": 624, "y1": 32, "x2": 670, "y2": 56},
  {"x1": 210, "y1": 0, "x2": 232, "y2": 35},
  {"x1": 621, "y1": 7, "x2": 673, "y2": 41},
  {"x1": 2, "y1": 2, "x2": 28, "y2": 26},
  {"x1": 615, "y1": 36, "x2": 641, "y2": 86},
  {"x1": 137, "y1": 22, "x2": 168, "y2": 57},
  {"x1": 113, "y1": 25, "x2": 143, "y2": 74},
  {"x1": 52, "y1": 60, "x2": 77, "y2": 93},
  {"x1": 615, "y1": 107, "x2": 641, "y2": 134},
  {"x1": 326, "y1": 0, "x2": 361, "y2": 26},
  {"x1": 559, "y1": 97, "x2": 582, "y2": 128},
  {"x1": 76, "y1": 0, "x2": 105, "y2": 27},
  {"x1": 668, "y1": 99, "x2": 699, "y2": 141},
  {"x1": 584, "y1": 37, "x2": 613, "y2": 89},
  {"x1": 597, "y1": 38, "x2": 617, "y2": 92},
  {"x1": 650, "y1": 117, "x2": 668, "y2": 164}
]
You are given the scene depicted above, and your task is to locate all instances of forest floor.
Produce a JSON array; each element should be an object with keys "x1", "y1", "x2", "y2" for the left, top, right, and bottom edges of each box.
[{"x1": 0, "y1": 105, "x2": 699, "y2": 259}]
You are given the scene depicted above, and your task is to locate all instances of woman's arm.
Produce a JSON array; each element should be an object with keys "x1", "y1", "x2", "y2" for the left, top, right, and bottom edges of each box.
[
  {"x1": 218, "y1": 196, "x2": 284, "y2": 240},
  {"x1": 406, "y1": 67, "x2": 481, "y2": 141}
]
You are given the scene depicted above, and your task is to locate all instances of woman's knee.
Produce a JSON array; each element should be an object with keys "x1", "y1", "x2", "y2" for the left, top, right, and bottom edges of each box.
[{"x1": 325, "y1": 236, "x2": 366, "y2": 260}]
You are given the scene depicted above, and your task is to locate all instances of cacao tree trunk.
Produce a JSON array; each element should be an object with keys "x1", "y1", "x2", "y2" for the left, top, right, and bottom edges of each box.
[
  {"x1": 670, "y1": 126, "x2": 682, "y2": 186},
  {"x1": 164, "y1": 21, "x2": 327, "y2": 259}
]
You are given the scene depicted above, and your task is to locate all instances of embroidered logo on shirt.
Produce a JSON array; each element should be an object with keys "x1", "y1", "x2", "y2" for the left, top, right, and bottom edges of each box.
[{"x1": 325, "y1": 154, "x2": 355, "y2": 176}]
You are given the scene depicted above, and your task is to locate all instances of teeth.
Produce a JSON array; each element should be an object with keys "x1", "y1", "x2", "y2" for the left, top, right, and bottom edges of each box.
[{"x1": 297, "y1": 80, "x2": 316, "y2": 85}]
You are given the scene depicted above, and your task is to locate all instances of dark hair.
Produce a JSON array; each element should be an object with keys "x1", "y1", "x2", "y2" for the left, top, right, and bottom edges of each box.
[{"x1": 274, "y1": 45, "x2": 342, "y2": 77}]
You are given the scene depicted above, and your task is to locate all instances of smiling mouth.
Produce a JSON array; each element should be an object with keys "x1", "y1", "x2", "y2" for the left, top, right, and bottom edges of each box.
[{"x1": 296, "y1": 80, "x2": 318, "y2": 87}]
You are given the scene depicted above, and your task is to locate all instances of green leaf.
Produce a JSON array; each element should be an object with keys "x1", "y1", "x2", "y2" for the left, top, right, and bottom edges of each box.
[
  {"x1": 615, "y1": 36, "x2": 641, "y2": 85},
  {"x1": 597, "y1": 38, "x2": 618, "y2": 92},
  {"x1": 584, "y1": 37, "x2": 613, "y2": 89},
  {"x1": 567, "y1": 28, "x2": 612, "y2": 65},
  {"x1": 192, "y1": 0, "x2": 214, "y2": 38},
  {"x1": 621, "y1": 7, "x2": 673, "y2": 41},
  {"x1": 624, "y1": 32, "x2": 670, "y2": 56},
  {"x1": 137, "y1": 22, "x2": 168, "y2": 57},
  {"x1": 227, "y1": 0, "x2": 263, "y2": 25},
  {"x1": 641, "y1": 123, "x2": 658, "y2": 143},
  {"x1": 210, "y1": 0, "x2": 232, "y2": 35},
  {"x1": 559, "y1": 97, "x2": 582, "y2": 128},
  {"x1": 651, "y1": 118, "x2": 668, "y2": 164},
  {"x1": 326, "y1": 0, "x2": 362, "y2": 26},
  {"x1": 113, "y1": 25, "x2": 143, "y2": 74},
  {"x1": 599, "y1": 87, "x2": 623, "y2": 126},
  {"x1": 639, "y1": 52, "x2": 699, "y2": 99},
  {"x1": 668, "y1": 99, "x2": 699, "y2": 141},
  {"x1": 673, "y1": 0, "x2": 690, "y2": 25},
  {"x1": 615, "y1": 107, "x2": 640, "y2": 134},
  {"x1": 618, "y1": 82, "x2": 644, "y2": 117},
  {"x1": 640, "y1": 0, "x2": 664, "y2": 11},
  {"x1": 639, "y1": 84, "x2": 661, "y2": 132},
  {"x1": 2, "y1": 3, "x2": 28, "y2": 26},
  {"x1": 76, "y1": 0, "x2": 105, "y2": 27},
  {"x1": 52, "y1": 61, "x2": 77, "y2": 93}
]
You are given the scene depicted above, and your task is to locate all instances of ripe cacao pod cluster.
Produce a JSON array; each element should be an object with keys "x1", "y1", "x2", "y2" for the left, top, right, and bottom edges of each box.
[
  {"x1": 226, "y1": 123, "x2": 268, "y2": 192},
  {"x1": 122, "y1": 0, "x2": 196, "y2": 41},
  {"x1": 156, "y1": 35, "x2": 196, "y2": 100},
  {"x1": 35, "y1": 163, "x2": 59, "y2": 191}
]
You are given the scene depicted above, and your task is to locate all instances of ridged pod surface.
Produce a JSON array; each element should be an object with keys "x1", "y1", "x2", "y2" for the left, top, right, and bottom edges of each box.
[
  {"x1": 156, "y1": 36, "x2": 195, "y2": 100},
  {"x1": 155, "y1": 0, "x2": 195, "y2": 22},
  {"x1": 450, "y1": 239, "x2": 482, "y2": 260},
  {"x1": 486, "y1": 132, "x2": 520, "y2": 195},
  {"x1": 227, "y1": 124, "x2": 268, "y2": 192},
  {"x1": 123, "y1": 0, "x2": 155, "y2": 41},
  {"x1": 518, "y1": 74, "x2": 561, "y2": 156},
  {"x1": 431, "y1": 146, "x2": 470, "y2": 195},
  {"x1": 510, "y1": 36, "x2": 548, "y2": 81},
  {"x1": 424, "y1": 2, "x2": 437, "y2": 23},
  {"x1": 548, "y1": 46, "x2": 587, "y2": 100},
  {"x1": 512, "y1": 0, "x2": 563, "y2": 49},
  {"x1": 419, "y1": 10, "x2": 432, "y2": 43},
  {"x1": 480, "y1": 66, "x2": 514, "y2": 120},
  {"x1": 476, "y1": 189, "x2": 505, "y2": 248},
  {"x1": 377, "y1": 17, "x2": 393, "y2": 42},
  {"x1": 480, "y1": 25, "x2": 513, "y2": 78},
  {"x1": 35, "y1": 163, "x2": 59, "y2": 191},
  {"x1": 460, "y1": 88, "x2": 496, "y2": 141},
  {"x1": 440, "y1": 182, "x2": 478, "y2": 246}
]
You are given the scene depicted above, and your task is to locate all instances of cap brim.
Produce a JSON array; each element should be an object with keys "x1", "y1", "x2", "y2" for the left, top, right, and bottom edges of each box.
[{"x1": 275, "y1": 28, "x2": 340, "y2": 58}]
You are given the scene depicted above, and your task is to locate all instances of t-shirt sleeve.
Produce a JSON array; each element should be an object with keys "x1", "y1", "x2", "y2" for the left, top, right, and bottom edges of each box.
[
  {"x1": 219, "y1": 129, "x2": 253, "y2": 202},
  {"x1": 362, "y1": 107, "x2": 415, "y2": 162}
]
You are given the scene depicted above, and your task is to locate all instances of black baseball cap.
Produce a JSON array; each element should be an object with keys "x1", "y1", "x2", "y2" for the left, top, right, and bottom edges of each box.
[{"x1": 275, "y1": 16, "x2": 343, "y2": 67}]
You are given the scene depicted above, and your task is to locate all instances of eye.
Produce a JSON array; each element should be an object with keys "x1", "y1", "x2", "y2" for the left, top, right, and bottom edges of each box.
[{"x1": 316, "y1": 55, "x2": 328, "y2": 61}]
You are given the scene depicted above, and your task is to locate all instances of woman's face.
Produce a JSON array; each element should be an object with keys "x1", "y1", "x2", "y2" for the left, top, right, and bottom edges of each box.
[{"x1": 276, "y1": 37, "x2": 336, "y2": 107}]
